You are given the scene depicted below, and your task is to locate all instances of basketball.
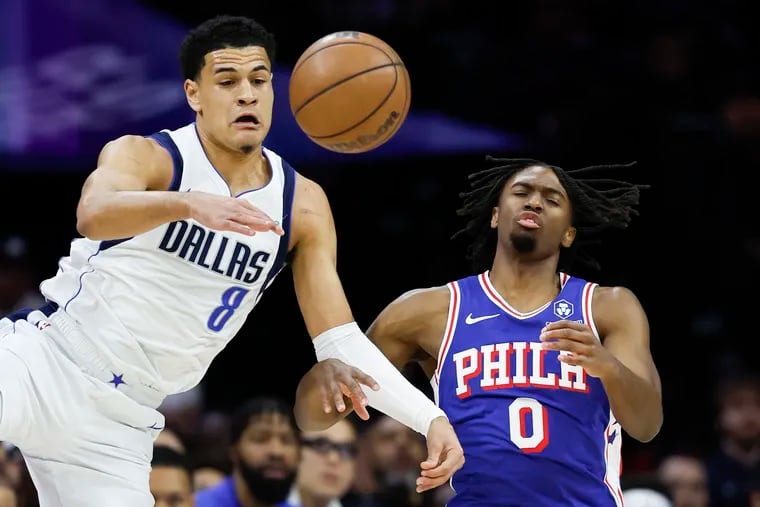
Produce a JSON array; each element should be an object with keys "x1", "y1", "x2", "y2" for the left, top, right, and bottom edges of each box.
[{"x1": 288, "y1": 31, "x2": 411, "y2": 154}]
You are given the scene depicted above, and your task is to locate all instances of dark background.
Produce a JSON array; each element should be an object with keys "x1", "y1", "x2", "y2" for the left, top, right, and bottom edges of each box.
[{"x1": 2, "y1": 0, "x2": 759, "y2": 469}]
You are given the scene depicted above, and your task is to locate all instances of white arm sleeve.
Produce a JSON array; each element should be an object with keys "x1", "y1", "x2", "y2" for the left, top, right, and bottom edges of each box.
[{"x1": 313, "y1": 321, "x2": 447, "y2": 435}]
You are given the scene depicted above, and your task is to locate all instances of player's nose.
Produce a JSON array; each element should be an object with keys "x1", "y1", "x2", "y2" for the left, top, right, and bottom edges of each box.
[
  {"x1": 524, "y1": 195, "x2": 542, "y2": 212},
  {"x1": 237, "y1": 82, "x2": 258, "y2": 105}
]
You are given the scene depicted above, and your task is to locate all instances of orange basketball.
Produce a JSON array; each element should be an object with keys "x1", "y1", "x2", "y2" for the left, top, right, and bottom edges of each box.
[{"x1": 288, "y1": 31, "x2": 411, "y2": 154}]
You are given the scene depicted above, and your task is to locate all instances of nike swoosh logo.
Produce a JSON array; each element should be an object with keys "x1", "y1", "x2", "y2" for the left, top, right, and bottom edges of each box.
[{"x1": 464, "y1": 313, "x2": 500, "y2": 324}]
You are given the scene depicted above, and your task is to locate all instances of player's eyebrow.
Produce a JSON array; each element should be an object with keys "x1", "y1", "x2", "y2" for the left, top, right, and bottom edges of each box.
[{"x1": 214, "y1": 64, "x2": 270, "y2": 75}]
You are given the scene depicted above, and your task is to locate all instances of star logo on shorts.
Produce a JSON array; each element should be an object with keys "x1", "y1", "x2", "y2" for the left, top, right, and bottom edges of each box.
[{"x1": 109, "y1": 373, "x2": 126, "y2": 388}]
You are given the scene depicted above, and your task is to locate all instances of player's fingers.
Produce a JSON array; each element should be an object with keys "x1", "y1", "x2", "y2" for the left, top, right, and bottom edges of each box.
[
  {"x1": 352, "y1": 395, "x2": 371, "y2": 421},
  {"x1": 234, "y1": 202, "x2": 284, "y2": 233},
  {"x1": 540, "y1": 326, "x2": 592, "y2": 343},
  {"x1": 421, "y1": 440, "x2": 444, "y2": 470},
  {"x1": 220, "y1": 220, "x2": 257, "y2": 236},
  {"x1": 541, "y1": 339, "x2": 592, "y2": 355},
  {"x1": 231, "y1": 213, "x2": 280, "y2": 233},
  {"x1": 319, "y1": 383, "x2": 333, "y2": 414},
  {"x1": 558, "y1": 352, "x2": 586, "y2": 365},
  {"x1": 236, "y1": 199, "x2": 274, "y2": 217},
  {"x1": 542, "y1": 320, "x2": 588, "y2": 331},
  {"x1": 353, "y1": 369, "x2": 380, "y2": 391},
  {"x1": 330, "y1": 383, "x2": 346, "y2": 413},
  {"x1": 342, "y1": 377, "x2": 370, "y2": 409},
  {"x1": 416, "y1": 475, "x2": 448, "y2": 492}
]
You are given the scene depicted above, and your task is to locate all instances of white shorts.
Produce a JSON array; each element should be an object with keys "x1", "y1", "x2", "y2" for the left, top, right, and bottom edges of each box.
[{"x1": 0, "y1": 310, "x2": 164, "y2": 507}]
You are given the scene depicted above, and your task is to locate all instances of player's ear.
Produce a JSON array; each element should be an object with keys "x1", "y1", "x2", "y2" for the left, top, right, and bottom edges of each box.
[
  {"x1": 561, "y1": 226, "x2": 576, "y2": 248},
  {"x1": 490, "y1": 207, "x2": 499, "y2": 229},
  {"x1": 184, "y1": 79, "x2": 201, "y2": 113}
]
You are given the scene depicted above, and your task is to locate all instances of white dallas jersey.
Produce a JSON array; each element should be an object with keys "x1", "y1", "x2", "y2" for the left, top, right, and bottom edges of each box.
[{"x1": 40, "y1": 123, "x2": 296, "y2": 396}]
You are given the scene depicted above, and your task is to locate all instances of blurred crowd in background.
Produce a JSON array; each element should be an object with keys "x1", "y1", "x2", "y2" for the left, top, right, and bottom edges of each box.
[{"x1": 1, "y1": 0, "x2": 759, "y2": 506}]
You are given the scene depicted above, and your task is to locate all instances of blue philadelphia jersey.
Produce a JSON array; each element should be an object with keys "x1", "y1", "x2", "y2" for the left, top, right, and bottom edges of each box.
[{"x1": 432, "y1": 271, "x2": 623, "y2": 507}]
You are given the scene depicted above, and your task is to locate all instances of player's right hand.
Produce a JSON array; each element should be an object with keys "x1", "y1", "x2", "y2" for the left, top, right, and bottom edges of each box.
[
  {"x1": 418, "y1": 416, "x2": 465, "y2": 493},
  {"x1": 310, "y1": 358, "x2": 380, "y2": 421},
  {"x1": 184, "y1": 191, "x2": 284, "y2": 236}
]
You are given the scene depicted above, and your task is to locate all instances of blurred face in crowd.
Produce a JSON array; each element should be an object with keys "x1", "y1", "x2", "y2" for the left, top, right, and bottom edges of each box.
[
  {"x1": 364, "y1": 415, "x2": 426, "y2": 474},
  {"x1": 0, "y1": 486, "x2": 17, "y2": 507},
  {"x1": 719, "y1": 383, "x2": 760, "y2": 446},
  {"x1": 231, "y1": 413, "x2": 300, "y2": 504},
  {"x1": 298, "y1": 419, "x2": 357, "y2": 501},
  {"x1": 658, "y1": 455, "x2": 709, "y2": 507},
  {"x1": 150, "y1": 464, "x2": 194, "y2": 507},
  {"x1": 193, "y1": 466, "x2": 226, "y2": 492}
]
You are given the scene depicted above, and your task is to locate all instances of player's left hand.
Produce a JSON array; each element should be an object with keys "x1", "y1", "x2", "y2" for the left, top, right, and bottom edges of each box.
[
  {"x1": 540, "y1": 320, "x2": 618, "y2": 378},
  {"x1": 418, "y1": 416, "x2": 465, "y2": 493}
]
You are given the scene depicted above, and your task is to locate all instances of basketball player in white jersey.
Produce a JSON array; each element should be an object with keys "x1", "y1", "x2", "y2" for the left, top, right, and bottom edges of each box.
[{"x1": 0, "y1": 15, "x2": 463, "y2": 507}]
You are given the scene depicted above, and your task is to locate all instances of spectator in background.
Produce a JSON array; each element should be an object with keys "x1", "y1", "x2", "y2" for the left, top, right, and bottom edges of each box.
[
  {"x1": 192, "y1": 464, "x2": 227, "y2": 493},
  {"x1": 343, "y1": 412, "x2": 436, "y2": 507},
  {"x1": 0, "y1": 236, "x2": 44, "y2": 316},
  {"x1": 706, "y1": 372, "x2": 760, "y2": 507},
  {"x1": 195, "y1": 397, "x2": 300, "y2": 507},
  {"x1": 155, "y1": 427, "x2": 187, "y2": 455},
  {"x1": 151, "y1": 445, "x2": 195, "y2": 507},
  {"x1": 621, "y1": 474, "x2": 673, "y2": 507},
  {"x1": 287, "y1": 418, "x2": 358, "y2": 507},
  {"x1": 657, "y1": 453, "x2": 709, "y2": 507},
  {"x1": 0, "y1": 479, "x2": 17, "y2": 507}
]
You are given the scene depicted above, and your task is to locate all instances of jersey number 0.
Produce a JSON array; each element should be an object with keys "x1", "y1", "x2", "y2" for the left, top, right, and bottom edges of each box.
[{"x1": 508, "y1": 397, "x2": 549, "y2": 453}]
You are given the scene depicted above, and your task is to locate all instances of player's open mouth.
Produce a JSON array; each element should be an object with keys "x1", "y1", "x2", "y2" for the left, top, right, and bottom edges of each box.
[{"x1": 234, "y1": 114, "x2": 261, "y2": 128}]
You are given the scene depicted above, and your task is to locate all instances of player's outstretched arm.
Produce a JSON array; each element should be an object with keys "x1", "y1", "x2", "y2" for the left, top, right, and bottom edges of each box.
[
  {"x1": 293, "y1": 284, "x2": 464, "y2": 492},
  {"x1": 289, "y1": 174, "x2": 450, "y2": 434},
  {"x1": 541, "y1": 286, "x2": 663, "y2": 442},
  {"x1": 76, "y1": 136, "x2": 282, "y2": 240},
  {"x1": 294, "y1": 286, "x2": 448, "y2": 430}
]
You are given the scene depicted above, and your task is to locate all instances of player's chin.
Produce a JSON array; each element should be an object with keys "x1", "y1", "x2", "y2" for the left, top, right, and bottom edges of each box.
[{"x1": 236, "y1": 131, "x2": 268, "y2": 152}]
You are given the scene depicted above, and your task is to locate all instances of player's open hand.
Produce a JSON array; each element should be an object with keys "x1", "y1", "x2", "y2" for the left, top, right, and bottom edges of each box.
[
  {"x1": 184, "y1": 191, "x2": 284, "y2": 236},
  {"x1": 418, "y1": 416, "x2": 465, "y2": 493},
  {"x1": 540, "y1": 320, "x2": 617, "y2": 378},
  {"x1": 310, "y1": 358, "x2": 380, "y2": 421}
]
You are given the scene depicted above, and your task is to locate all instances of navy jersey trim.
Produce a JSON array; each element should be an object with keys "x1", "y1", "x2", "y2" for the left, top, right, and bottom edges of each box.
[
  {"x1": 257, "y1": 160, "x2": 296, "y2": 299},
  {"x1": 99, "y1": 132, "x2": 184, "y2": 252},
  {"x1": 148, "y1": 131, "x2": 185, "y2": 192},
  {"x1": 2, "y1": 301, "x2": 59, "y2": 322}
]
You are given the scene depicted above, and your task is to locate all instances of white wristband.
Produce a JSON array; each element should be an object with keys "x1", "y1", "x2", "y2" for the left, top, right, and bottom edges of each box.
[{"x1": 313, "y1": 322, "x2": 447, "y2": 435}]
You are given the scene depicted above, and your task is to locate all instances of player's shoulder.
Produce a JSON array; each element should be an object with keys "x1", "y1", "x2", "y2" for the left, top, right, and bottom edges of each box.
[
  {"x1": 592, "y1": 284, "x2": 644, "y2": 313},
  {"x1": 291, "y1": 171, "x2": 331, "y2": 212},
  {"x1": 102, "y1": 133, "x2": 162, "y2": 154},
  {"x1": 387, "y1": 285, "x2": 451, "y2": 315},
  {"x1": 98, "y1": 133, "x2": 172, "y2": 168},
  {"x1": 371, "y1": 285, "x2": 450, "y2": 341}
]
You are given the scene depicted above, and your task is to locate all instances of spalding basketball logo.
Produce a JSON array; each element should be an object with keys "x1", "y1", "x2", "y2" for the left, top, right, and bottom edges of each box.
[{"x1": 553, "y1": 299, "x2": 574, "y2": 319}]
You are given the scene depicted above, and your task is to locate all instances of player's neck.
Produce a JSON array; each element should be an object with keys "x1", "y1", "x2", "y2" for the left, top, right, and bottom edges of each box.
[
  {"x1": 488, "y1": 256, "x2": 561, "y2": 309},
  {"x1": 205, "y1": 143, "x2": 271, "y2": 193}
]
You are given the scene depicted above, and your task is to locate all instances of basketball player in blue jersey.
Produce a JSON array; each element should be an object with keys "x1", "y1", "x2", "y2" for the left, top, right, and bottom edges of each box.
[
  {"x1": 294, "y1": 157, "x2": 664, "y2": 506},
  {"x1": 0, "y1": 15, "x2": 462, "y2": 507}
]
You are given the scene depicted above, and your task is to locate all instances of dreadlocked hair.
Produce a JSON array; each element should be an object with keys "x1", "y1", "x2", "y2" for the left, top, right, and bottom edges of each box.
[{"x1": 452, "y1": 156, "x2": 649, "y2": 274}]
